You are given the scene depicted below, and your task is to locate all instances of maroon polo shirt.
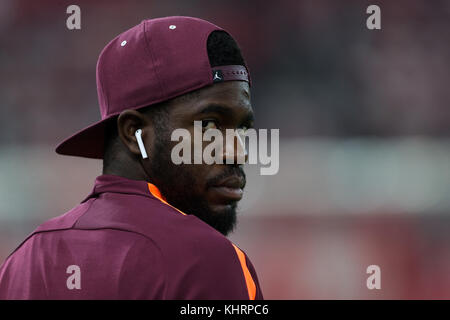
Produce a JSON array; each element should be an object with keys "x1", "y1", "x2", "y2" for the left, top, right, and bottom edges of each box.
[{"x1": 0, "y1": 174, "x2": 263, "y2": 299}]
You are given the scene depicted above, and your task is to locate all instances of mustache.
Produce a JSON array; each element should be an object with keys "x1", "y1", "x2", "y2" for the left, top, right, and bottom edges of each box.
[{"x1": 206, "y1": 166, "x2": 246, "y2": 189}]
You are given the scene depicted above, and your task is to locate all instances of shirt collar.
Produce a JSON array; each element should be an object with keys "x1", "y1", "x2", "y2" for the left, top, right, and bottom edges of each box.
[
  {"x1": 81, "y1": 174, "x2": 164, "y2": 203},
  {"x1": 81, "y1": 174, "x2": 187, "y2": 216}
]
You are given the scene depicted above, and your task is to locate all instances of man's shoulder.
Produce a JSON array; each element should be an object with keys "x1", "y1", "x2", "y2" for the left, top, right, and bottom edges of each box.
[
  {"x1": 71, "y1": 192, "x2": 234, "y2": 253},
  {"x1": 16, "y1": 191, "x2": 240, "y2": 271},
  {"x1": 27, "y1": 192, "x2": 234, "y2": 257},
  {"x1": 1, "y1": 193, "x2": 257, "y2": 299}
]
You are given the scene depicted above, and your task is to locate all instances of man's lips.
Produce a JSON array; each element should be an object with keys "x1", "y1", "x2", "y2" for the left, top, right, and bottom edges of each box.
[{"x1": 209, "y1": 175, "x2": 245, "y2": 202}]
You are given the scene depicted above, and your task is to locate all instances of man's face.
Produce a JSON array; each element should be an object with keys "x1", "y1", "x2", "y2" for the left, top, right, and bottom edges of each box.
[{"x1": 144, "y1": 81, "x2": 254, "y2": 236}]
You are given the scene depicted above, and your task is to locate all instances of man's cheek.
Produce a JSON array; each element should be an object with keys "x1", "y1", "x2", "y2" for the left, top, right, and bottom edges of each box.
[{"x1": 189, "y1": 166, "x2": 209, "y2": 192}]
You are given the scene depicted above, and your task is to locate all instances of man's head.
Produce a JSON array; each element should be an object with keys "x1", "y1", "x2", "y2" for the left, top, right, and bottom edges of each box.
[{"x1": 103, "y1": 31, "x2": 254, "y2": 236}]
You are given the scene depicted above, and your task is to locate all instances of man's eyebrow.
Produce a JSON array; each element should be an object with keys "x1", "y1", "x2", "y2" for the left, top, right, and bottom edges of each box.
[
  {"x1": 197, "y1": 103, "x2": 233, "y2": 117},
  {"x1": 196, "y1": 103, "x2": 254, "y2": 123}
]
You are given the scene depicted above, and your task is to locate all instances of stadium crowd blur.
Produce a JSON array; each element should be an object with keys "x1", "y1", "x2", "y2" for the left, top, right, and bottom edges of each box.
[{"x1": 1, "y1": 0, "x2": 449, "y2": 298}]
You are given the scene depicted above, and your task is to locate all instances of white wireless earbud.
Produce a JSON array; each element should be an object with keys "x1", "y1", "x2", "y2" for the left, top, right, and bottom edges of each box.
[{"x1": 135, "y1": 129, "x2": 148, "y2": 159}]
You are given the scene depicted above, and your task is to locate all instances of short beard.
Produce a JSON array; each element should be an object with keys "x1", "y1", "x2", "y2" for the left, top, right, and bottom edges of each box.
[{"x1": 146, "y1": 131, "x2": 239, "y2": 236}]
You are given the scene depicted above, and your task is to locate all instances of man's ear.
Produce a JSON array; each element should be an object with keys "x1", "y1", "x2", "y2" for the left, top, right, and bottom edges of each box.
[{"x1": 117, "y1": 109, "x2": 151, "y2": 157}]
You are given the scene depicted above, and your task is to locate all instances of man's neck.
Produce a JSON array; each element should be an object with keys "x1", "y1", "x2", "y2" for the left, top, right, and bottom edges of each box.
[{"x1": 102, "y1": 162, "x2": 149, "y2": 182}]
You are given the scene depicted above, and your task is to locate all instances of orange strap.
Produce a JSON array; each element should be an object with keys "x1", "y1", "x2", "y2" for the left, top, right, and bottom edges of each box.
[
  {"x1": 232, "y1": 244, "x2": 256, "y2": 300},
  {"x1": 148, "y1": 183, "x2": 187, "y2": 216}
]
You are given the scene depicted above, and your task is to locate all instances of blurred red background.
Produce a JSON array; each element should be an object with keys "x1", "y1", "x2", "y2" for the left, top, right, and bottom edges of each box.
[{"x1": 0, "y1": 0, "x2": 449, "y2": 299}]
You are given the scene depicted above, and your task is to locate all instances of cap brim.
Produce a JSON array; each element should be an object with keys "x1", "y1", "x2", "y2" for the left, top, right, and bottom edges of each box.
[{"x1": 55, "y1": 117, "x2": 115, "y2": 159}]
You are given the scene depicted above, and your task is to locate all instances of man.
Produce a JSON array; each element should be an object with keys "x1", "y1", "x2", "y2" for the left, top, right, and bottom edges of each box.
[{"x1": 0, "y1": 16, "x2": 263, "y2": 299}]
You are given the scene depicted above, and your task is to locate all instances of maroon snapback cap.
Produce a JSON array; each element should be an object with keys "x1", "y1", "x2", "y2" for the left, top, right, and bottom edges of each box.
[{"x1": 55, "y1": 16, "x2": 250, "y2": 159}]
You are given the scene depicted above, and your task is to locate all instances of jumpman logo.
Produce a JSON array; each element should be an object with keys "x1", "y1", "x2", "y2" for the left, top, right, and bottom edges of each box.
[{"x1": 213, "y1": 71, "x2": 222, "y2": 81}]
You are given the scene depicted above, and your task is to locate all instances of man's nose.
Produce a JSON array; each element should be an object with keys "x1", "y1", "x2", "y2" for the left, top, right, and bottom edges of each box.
[{"x1": 223, "y1": 130, "x2": 248, "y2": 164}]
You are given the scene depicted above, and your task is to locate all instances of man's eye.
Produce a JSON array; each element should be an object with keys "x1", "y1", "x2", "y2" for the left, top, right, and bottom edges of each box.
[{"x1": 202, "y1": 120, "x2": 218, "y2": 131}]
